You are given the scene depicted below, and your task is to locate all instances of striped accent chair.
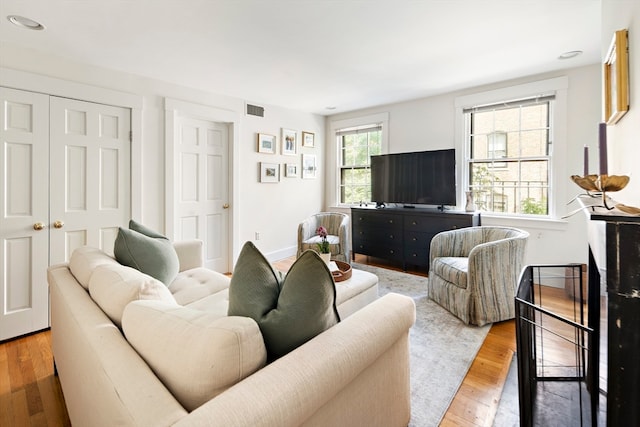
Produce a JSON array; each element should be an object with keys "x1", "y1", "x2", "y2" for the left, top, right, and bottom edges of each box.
[
  {"x1": 428, "y1": 226, "x2": 529, "y2": 326},
  {"x1": 297, "y1": 212, "x2": 351, "y2": 263}
]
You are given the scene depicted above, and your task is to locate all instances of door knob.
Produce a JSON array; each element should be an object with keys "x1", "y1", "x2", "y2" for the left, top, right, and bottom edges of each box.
[
  {"x1": 33, "y1": 222, "x2": 46, "y2": 231},
  {"x1": 222, "y1": 203, "x2": 230, "y2": 209},
  {"x1": 53, "y1": 220, "x2": 64, "y2": 229}
]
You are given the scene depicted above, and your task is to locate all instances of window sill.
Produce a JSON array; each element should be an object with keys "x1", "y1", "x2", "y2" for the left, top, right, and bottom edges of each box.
[{"x1": 480, "y1": 214, "x2": 568, "y2": 231}]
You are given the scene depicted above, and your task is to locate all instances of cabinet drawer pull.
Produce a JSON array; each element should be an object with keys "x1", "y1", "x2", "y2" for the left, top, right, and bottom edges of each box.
[
  {"x1": 388, "y1": 219, "x2": 393, "y2": 224},
  {"x1": 412, "y1": 221, "x2": 417, "y2": 225},
  {"x1": 412, "y1": 237, "x2": 417, "y2": 241},
  {"x1": 389, "y1": 235, "x2": 394, "y2": 239},
  {"x1": 389, "y1": 250, "x2": 394, "y2": 254}
]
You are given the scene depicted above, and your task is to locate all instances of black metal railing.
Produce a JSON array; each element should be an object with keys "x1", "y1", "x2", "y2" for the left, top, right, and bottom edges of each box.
[{"x1": 515, "y1": 264, "x2": 601, "y2": 427}]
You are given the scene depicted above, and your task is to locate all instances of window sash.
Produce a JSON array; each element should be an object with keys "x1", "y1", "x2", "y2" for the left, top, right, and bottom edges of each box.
[
  {"x1": 462, "y1": 94, "x2": 555, "y2": 114},
  {"x1": 465, "y1": 98, "x2": 553, "y2": 216},
  {"x1": 338, "y1": 125, "x2": 381, "y2": 204}
]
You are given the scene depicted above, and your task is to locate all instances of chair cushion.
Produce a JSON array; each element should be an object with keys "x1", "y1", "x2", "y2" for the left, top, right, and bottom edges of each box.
[
  {"x1": 114, "y1": 220, "x2": 179, "y2": 286},
  {"x1": 228, "y1": 241, "x2": 339, "y2": 360},
  {"x1": 431, "y1": 257, "x2": 469, "y2": 289},
  {"x1": 122, "y1": 300, "x2": 267, "y2": 412},
  {"x1": 300, "y1": 235, "x2": 341, "y2": 255},
  {"x1": 88, "y1": 263, "x2": 177, "y2": 328}
]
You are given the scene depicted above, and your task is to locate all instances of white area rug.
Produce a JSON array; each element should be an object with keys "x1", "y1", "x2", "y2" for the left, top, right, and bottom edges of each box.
[{"x1": 352, "y1": 263, "x2": 491, "y2": 426}]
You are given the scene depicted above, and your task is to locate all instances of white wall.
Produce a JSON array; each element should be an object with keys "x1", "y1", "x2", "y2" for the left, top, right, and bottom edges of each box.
[
  {"x1": 0, "y1": 44, "x2": 325, "y2": 263},
  {"x1": 326, "y1": 65, "x2": 602, "y2": 266},
  {"x1": 603, "y1": 0, "x2": 640, "y2": 206}
]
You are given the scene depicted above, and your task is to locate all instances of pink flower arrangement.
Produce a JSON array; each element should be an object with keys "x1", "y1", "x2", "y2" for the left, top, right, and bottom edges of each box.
[{"x1": 316, "y1": 226, "x2": 330, "y2": 254}]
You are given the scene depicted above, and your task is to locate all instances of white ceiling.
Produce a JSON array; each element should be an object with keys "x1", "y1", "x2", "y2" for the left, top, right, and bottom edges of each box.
[{"x1": 0, "y1": 0, "x2": 602, "y2": 115}]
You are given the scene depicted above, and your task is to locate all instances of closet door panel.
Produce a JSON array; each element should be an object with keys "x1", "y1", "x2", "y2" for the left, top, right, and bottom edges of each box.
[
  {"x1": 49, "y1": 97, "x2": 131, "y2": 262},
  {"x1": 0, "y1": 87, "x2": 50, "y2": 340}
]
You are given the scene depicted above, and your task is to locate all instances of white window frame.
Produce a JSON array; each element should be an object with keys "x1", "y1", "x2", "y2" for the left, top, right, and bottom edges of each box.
[
  {"x1": 454, "y1": 77, "x2": 568, "y2": 221},
  {"x1": 328, "y1": 113, "x2": 389, "y2": 207}
]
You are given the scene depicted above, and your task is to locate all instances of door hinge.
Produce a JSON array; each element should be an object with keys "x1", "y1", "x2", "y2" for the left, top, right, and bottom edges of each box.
[{"x1": 129, "y1": 130, "x2": 133, "y2": 142}]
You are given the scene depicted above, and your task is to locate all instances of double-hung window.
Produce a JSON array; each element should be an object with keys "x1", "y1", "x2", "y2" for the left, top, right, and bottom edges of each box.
[
  {"x1": 464, "y1": 95, "x2": 554, "y2": 216},
  {"x1": 337, "y1": 124, "x2": 382, "y2": 204}
]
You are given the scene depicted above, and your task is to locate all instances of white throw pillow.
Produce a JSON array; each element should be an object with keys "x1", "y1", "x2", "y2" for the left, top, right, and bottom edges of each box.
[
  {"x1": 122, "y1": 300, "x2": 267, "y2": 411},
  {"x1": 88, "y1": 263, "x2": 177, "y2": 328}
]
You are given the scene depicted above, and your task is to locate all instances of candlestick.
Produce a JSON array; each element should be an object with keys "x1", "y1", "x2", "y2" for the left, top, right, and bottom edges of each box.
[
  {"x1": 599, "y1": 122, "x2": 608, "y2": 175},
  {"x1": 583, "y1": 145, "x2": 589, "y2": 176}
]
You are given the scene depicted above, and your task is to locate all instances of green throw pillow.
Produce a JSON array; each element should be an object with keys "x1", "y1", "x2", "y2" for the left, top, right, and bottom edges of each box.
[
  {"x1": 114, "y1": 220, "x2": 179, "y2": 286},
  {"x1": 228, "y1": 241, "x2": 283, "y2": 320},
  {"x1": 228, "y1": 242, "x2": 340, "y2": 360}
]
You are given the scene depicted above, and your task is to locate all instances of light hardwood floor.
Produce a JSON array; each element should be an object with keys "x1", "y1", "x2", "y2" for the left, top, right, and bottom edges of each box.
[{"x1": 0, "y1": 256, "x2": 539, "y2": 426}]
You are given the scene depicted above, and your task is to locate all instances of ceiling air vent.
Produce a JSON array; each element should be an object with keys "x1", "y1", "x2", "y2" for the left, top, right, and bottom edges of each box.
[{"x1": 246, "y1": 103, "x2": 264, "y2": 117}]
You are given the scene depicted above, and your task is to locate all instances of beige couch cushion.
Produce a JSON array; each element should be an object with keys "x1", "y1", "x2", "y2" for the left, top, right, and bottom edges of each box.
[
  {"x1": 88, "y1": 263, "x2": 177, "y2": 328},
  {"x1": 122, "y1": 300, "x2": 267, "y2": 412},
  {"x1": 169, "y1": 267, "x2": 231, "y2": 306},
  {"x1": 69, "y1": 246, "x2": 119, "y2": 289}
]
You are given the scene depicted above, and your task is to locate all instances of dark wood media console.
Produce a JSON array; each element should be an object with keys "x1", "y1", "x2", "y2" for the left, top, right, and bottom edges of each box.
[{"x1": 351, "y1": 207, "x2": 481, "y2": 271}]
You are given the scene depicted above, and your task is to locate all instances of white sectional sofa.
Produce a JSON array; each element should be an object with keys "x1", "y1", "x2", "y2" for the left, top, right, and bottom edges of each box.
[{"x1": 48, "y1": 240, "x2": 416, "y2": 426}]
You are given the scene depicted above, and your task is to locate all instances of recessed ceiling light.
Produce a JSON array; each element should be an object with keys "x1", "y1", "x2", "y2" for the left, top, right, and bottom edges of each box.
[
  {"x1": 7, "y1": 15, "x2": 45, "y2": 30},
  {"x1": 558, "y1": 50, "x2": 583, "y2": 60},
  {"x1": 325, "y1": 106, "x2": 337, "y2": 110}
]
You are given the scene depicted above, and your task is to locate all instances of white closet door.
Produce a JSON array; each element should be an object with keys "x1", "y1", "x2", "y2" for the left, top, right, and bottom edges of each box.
[
  {"x1": 175, "y1": 116, "x2": 230, "y2": 272},
  {"x1": 49, "y1": 97, "x2": 131, "y2": 264},
  {"x1": 0, "y1": 88, "x2": 50, "y2": 341}
]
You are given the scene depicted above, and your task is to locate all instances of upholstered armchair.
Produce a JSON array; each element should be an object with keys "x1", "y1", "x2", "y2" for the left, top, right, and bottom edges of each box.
[
  {"x1": 297, "y1": 212, "x2": 351, "y2": 263},
  {"x1": 428, "y1": 226, "x2": 529, "y2": 326}
]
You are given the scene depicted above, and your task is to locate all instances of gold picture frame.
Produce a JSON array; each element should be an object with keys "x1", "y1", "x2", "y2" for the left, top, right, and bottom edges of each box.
[
  {"x1": 603, "y1": 29, "x2": 629, "y2": 125},
  {"x1": 257, "y1": 133, "x2": 276, "y2": 154},
  {"x1": 302, "y1": 131, "x2": 315, "y2": 147}
]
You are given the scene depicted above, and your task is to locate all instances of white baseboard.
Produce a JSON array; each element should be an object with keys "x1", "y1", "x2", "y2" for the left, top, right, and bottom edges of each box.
[{"x1": 264, "y1": 245, "x2": 297, "y2": 263}]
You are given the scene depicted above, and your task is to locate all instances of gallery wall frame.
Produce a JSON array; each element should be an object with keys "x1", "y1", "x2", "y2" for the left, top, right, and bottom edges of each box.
[
  {"x1": 603, "y1": 29, "x2": 629, "y2": 125},
  {"x1": 302, "y1": 154, "x2": 316, "y2": 179},
  {"x1": 282, "y1": 128, "x2": 297, "y2": 155},
  {"x1": 260, "y1": 162, "x2": 280, "y2": 183},
  {"x1": 302, "y1": 131, "x2": 315, "y2": 147},
  {"x1": 285, "y1": 163, "x2": 298, "y2": 178},
  {"x1": 257, "y1": 133, "x2": 276, "y2": 154}
]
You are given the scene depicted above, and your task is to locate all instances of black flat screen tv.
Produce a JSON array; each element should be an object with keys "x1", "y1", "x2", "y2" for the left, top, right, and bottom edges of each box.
[{"x1": 370, "y1": 149, "x2": 456, "y2": 207}]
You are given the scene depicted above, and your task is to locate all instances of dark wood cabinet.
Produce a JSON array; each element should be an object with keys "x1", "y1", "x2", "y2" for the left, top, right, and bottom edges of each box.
[{"x1": 351, "y1": 207, "x2": 480, "y2": 270}]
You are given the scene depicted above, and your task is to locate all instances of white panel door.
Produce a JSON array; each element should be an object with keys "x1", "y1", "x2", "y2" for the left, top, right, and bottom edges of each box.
[
  {"x1": 175, "y1": 116, "x2": 229, "y2": 272},
  {"x1": 49, "y1": 97, "x2": 131, "y2": 263},
  {"x1": 0, "y1": 88, "x2": 50, "y2": 341}
]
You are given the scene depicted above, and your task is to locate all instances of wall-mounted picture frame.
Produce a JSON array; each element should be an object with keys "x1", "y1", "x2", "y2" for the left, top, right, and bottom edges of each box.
[
  {"x1": 282, "y1": 128, "x2": 297, "y2": 155},
  {"x1": 257, "y1": 133, "x2": 276, "y2": 154},
  {"x1": 302, "y1": 131, "x2": 315, "y2": 147},
  {"x1": 302, "y1": 154, "x2": 316, "y2": 179},
  {"x1": 604, "y1": 29, "x2": 629, "y2": 125},
  {"x1": 285, "y1": 163, "x2": 298, "y2": 178},
  {"x1": 260, "y1": 162, "x2": 280, "y2": 183}
]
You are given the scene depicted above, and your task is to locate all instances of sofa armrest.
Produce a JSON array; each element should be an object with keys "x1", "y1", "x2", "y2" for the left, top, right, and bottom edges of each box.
[
  {"x1": 176, "y1": 292, "x2": 415, "y2": 427},
  {"x1": 48, "y1": 265, "x2": 188, "y2": 426},
  {"x1": 173, "y1": 240, "x2": 204, "y2": 271}
]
